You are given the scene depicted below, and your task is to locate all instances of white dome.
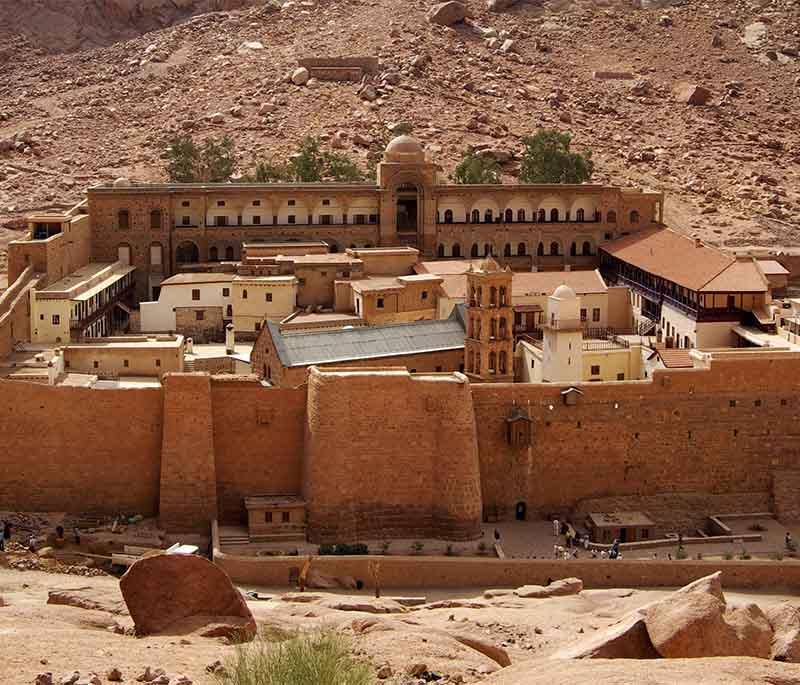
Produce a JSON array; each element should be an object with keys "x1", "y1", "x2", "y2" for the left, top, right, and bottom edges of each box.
[
  {"x1": 384, "y1": 135, "x2": 425, "y2": 163},
  {"x1": 113, "y1": 177, "x2": 132, "y2": 188},
  {"x1": 553, "y1": 284, "x2": 577, "y2": 299}
]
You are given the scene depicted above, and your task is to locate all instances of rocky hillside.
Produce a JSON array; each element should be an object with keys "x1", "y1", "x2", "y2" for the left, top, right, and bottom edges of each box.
[{"x1": 0, "y1": 0, "x2": 798, "y2": 252}]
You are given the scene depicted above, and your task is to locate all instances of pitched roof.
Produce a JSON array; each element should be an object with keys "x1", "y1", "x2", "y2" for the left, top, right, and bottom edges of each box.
[
  {"x1": 699, "y1": 259, "x2": 769, "y2": 293},
  {"x1": 601, "y1": 228, "x2": 734, "y2": 291},
  {"x1": 757, "y1": 260, "x2": 790, "y2": 276},
  {"x1": 268, "y1": 309, "x2": 466, "y2": 367}
]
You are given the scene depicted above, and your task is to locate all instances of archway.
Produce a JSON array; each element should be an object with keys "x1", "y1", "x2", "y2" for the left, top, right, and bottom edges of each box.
[
  {"x1": 396, "y1": 183, "x2": 418, "y2": 234},
  {"x1": 176, "y1": 241, "x2": 199, "y2": 264},
  {"x1": 515, "y1": 501, "x2": 527, "y2": 521}
]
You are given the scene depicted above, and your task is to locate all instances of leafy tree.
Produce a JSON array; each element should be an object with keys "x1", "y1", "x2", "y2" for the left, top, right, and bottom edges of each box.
[
  {"x1": 162, "y1": 134, "x2": 200, "y2": 183},
  {"x1": 253, "y1": 159, "x2": 292, "y2": 183},
  {"x1": 452, "y1": 148, "x2": 501, "y2": 184},
  {"x1": 251, "y1": 137, "x2": 365, "y2": 183},
  {"x1": 519, "y1": 130, "x2": 593, "y2": 184},
  {"x1": 162, "y1": 134, "x2": 236, "y2": 183}
]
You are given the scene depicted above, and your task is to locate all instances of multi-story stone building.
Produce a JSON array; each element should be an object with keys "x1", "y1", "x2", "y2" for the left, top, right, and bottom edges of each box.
[{"x1": 84, "y1": 135, "x2": 664, "y2": 302}]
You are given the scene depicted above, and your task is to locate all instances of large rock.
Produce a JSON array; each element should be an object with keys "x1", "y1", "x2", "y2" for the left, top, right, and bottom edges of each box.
[
  {"x1": 47, "y1": 587, "x2": 128, "y2": 615},
  {"x1": 766, "y1": 602, "x2": 800, "y2": 661},
  {"x1": 291, "y1": 67, "x2": 309, "y2": 86},
  {"x1": 306, "y1": 568, "x2": 357, "y2": 590},
  {"x1": 644, "y1": 572, "x2": 772, "y2": 658},
  {"x1": 450, "y1": 633, "x2": 511, "y2": 667},
  {"x1": 551, "y1": 613, "x2": 659, "y2": 659},
  {"x1": 427, "y1": 1, "x2": 466, "y2": 26},
  {"x1": 320, "y1": 596, "x2": 407, "y2": 614},
  {"x1": 676, "y1": 84, "x2": 712, "y2": 105},
  {"x1": 120, "y1": 555, "x2": 256, "y2": 641},
  {"x1": 484, "y1": 657, "x2": 800, "y2": 684},
  {"x1": 487, "y1": 0, "x2": 521, "y2": 11},
  {"x1": 514, "y1": 578, "x2": 583, "y2": 599}
]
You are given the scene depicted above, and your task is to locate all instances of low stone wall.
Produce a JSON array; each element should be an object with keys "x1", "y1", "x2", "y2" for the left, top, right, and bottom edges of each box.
[{"x1": 214, "y1": 548, "x2": 800, "y2": 592}]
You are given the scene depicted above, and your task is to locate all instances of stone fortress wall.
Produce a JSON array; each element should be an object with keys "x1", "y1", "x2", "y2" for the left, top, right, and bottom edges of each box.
[{"x1": 1, "y1": 351, "x2": 799, "y2": 538}]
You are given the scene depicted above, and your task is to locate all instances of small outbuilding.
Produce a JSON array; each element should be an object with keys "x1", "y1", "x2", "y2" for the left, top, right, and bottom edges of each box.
[{"x1": 587, "y1": 511, "x2": 656, "y2": 544}]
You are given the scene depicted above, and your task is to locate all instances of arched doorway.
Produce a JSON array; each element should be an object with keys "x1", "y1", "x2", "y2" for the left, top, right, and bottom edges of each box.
[
  {"x1": 176, "y1": 241, "x2": 199, "y2": 264},
  {"x1": 515, "y1": 501, "x2": 527, "y2": 521},
  {"x1": 396, "y1": 183, "x2": 419, "y2": 235}
]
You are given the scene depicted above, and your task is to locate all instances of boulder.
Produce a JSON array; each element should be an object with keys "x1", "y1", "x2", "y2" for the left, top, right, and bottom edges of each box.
[
  {"x1": 514, "y1": 578, "x2": 583, "y2": 599},
  {"x1": 450, "y1": 633, "x2": 511, "y2": 667},
  {"x1": 487, "y1": 0, "x2": 521, "y2": 11},
  {"x1": 676, "y1": 84, "x2": 712, "y2": 105},
  {"x1": 47, "y1": 586, "x2": 128, "y2": 615},
  {"x1": 644, "y1": 573, "x2": 772, "y2": 658},
  {"x1": 427, "y1": 1, "x2": 466, "y2": 26},
  {"x1": 119, "y1": 555, "x2": 256, "y2": 641},
  {"x1": 320, "y1": 596, "x2": 407, "y2": 614},
  {"x1": 766, "y1": 602, "x2": 800, "y2": 661},
  {"x1": 291, "y1": 67, "x2": 309, "y2": 86},
  {"x1": 551, "y1": 613, "x2": 659, "y2": 659},
  {"x1": 305, "y1": 568, "x2": 357, "y2": 590}
]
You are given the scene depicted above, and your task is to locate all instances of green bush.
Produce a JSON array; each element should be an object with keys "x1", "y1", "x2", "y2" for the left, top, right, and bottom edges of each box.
[
  {"x1": 452, "y1": 148, "x2": 501, "y2": 184},
  {"x1": 724, "y1": 551, "x2": 734, "y2": 560},
  {"x1": 380, "y1": 540, "x2": 390, "y2": 555},
  {"x1": 519, "y1": 130, "x2": 593, "y2": 184},
  {"x1": 412, "y1": 541, "x2": 424, "y2": 554},
  {"x1": 318, "y1": 543, "x2": 334, "y2": 555},
  {"x1": 218, "y1": 630, "x2": 373, "y2": 685},
  {"x1": 319, "y1": 543, "x2": 368, "y2": 556},
  {"x1": 675, "y1": 547, "x2": 688, "y2": 560},
  {"x1": 162, "y1": 133, "x2": 236, "y2": 183},
  {"x1": 739, "y1": 547, "x2": 751, "y2": 560}
]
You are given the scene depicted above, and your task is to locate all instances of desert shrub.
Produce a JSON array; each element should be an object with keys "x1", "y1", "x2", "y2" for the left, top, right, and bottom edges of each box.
[
  {"x1": 318, "y1": 543, "x2": 334, "y2": 556},
  {"x1": 218, "y1": 630, "x2": 372, "y2": 685},
  {"x1": 412, "y1": 540, "x2": 424, "y2": 554},
  {"x1": 724, "y1": 551, "x2": 734, "y2": 560},
  {"x1": 748, "y1": 522, "x2": 767, "y2": 532},
  {"x1": 739, "y1": 547, "x2": 751, "y2": 560},
  {"x1": 773, "y1": 550, "x2": 784, "y2": 561},
  {"x1": 380, "y1": 540, "x2": 390, "y2": 555},
  {"x1": 675, "y1": 547, "x2": 688, "y2": 560},
  {"x1": 477, "y1": 541, "x2": 487, "y2": 555}
]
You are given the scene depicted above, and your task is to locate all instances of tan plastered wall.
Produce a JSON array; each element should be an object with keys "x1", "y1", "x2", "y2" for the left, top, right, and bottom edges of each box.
[{"x1": 63, "y1": 344, "x2": 183, "y2": 377}]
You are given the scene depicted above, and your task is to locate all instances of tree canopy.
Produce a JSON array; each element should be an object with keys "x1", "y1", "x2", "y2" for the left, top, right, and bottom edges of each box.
[
  {"x1": 162, "y1": 134, "x2": 236, "y2": 183},
  {"x1": 519, "y1": 130, "x2": 593, "y2": 184},
  {"x1": 452, "y1": 148, "x2": 501, "y2": 184},
  {"x1": 251, "y1": 137, "x2": 365, "y2": 183}
]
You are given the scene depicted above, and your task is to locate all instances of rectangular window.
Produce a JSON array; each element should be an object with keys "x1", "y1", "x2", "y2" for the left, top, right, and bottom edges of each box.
[
  {"x1": 342, "y1": 271, "x2": 350, "y2": 278},
  {"x1": 266, "y1": 292, "x2": 273, "y2": 302},
  {"x1": 322, "y1": 199, "x2": 330, "y2": 206},
  {"x1": 182, "y1": 201, "x2": 190, "y2": 207},
  {"x1": 155, "y1": 359, "x2": 161, "y2": 367},
  {"x1": 307, "y1": 214, "x2": 313, "y2": 224},
  {"x1": 729, "y1": 399, "x2": 737, "y2": 408},
  {"x1": 592, "y1": 308, "x2": 601, "y2": 322},
  {"x1": 368, "y1": 214, "x2": 378, "y2": 224},
  {"x1": 377, "y1": 298, "x2": 385, "y2": 309},
  {"x1": 580, "y1": 308, "x2": 587, "y2": 322},
  {"x1": 118, "y1": 210, "x2": 130, "y2": 230},
  {"x1": 298, "y1": 278, "x2": 306, "y2": 286},
  {"x1": 217, "y1": 200, "x2": 226, "y2": 207},
  {"x1": 273, "y1": 215, "x2": 278, "y2": 225},
  {"x1": 355, "y1": 214, "x2": 366, "y2": 225},
  {"x1": 282, "y1": 511, "x2": 290, "y2": 523},
  {"x1": 321, "y1": 214, "x2": 332, "y2": 225},
  {"x1": 287, "y1": 215, "x2": 296, "y2": 224},
  {"x1": 192, "y1": 289, "x2": 200, "y2": 301},
  {"x1": 422, "y1": 290, "x2": 428, "y2": 300},
  {"x1": 150, "y1": 211, "x2": 161, "y2": 229},
  {"x1": 617, "y1": 372, "x2": 625, "y2": 381},
  {"x1": 253, "y1": 215, "x2": 261, "y2": 225},
  {"x1": 342, "y1": 213, "x2": 348, "y2": 224},
  {"x1": 52, "y1": 314, "x2": 60, "y2": 325},
  {"x1": 255, "y1": 322, "x2": 261, "y2": 331},
  {"x1": 242, "y1": 289, "x2": 248, "y2": 300},
  {"x1": 182, "y1": 215, "x2": 191, "y2": 226},
  {"x1": 288, "y1": 199, "x2": 296, "y2": 206},
  {"x1": 196, "y1": 311, "x2": 205, "y2": 321},
  {"x1": 222, "y1": 288, "x2": 230, "y2": 297},
  {"x1": 93, "y1": 361, "x2": 99, "y2": 369},
  {"x1": 265, "y1": 511, "x2": 273, "y2": 523},
  {"x1": 591, "y1": 365, "x2": 600, "y2": 375},
  {"x1": 252, "y1": 200, "x2": 261, "y2": 207},
  {"x1": 237, "y1": 215, "x2": 242, "y2": 226},
  {"x1": 123, "y1": 359, "x2": 129, "y2": 368},
  {"x1": 215, "y1": 216, "x2": 228, "y2": 227}
]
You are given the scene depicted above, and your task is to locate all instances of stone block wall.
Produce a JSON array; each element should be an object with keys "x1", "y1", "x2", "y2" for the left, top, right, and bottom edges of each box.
[
  {"x1": 303, "y1": 367, "x2": 482, "y2": 542},
  {"x1": 773, "y1": 469, "x2": 800, "y2": 522},
  {"x1": 175, "y1": 306, "x2": 224, "y2": 343}
]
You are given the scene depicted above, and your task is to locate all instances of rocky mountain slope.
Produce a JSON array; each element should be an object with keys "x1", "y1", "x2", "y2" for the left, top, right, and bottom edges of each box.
[{"x1": 0, "y1": 0, "x2": 798, "y2": 253}]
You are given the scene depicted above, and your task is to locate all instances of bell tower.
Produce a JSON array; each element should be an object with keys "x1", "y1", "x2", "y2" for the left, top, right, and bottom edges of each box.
[{"x1": 464, "y1": 256, "x2": 514, "y2": 382}]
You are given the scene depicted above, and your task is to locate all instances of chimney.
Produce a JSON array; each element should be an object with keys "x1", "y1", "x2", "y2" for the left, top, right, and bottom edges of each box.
[{"x1": 225, "y1": 324, "x2": 235, "y2": 355}]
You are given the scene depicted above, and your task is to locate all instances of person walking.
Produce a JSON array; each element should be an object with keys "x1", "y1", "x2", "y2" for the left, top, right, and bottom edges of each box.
[{"x1": 553, "y1": 518, "x2": 560, "y2": 536}]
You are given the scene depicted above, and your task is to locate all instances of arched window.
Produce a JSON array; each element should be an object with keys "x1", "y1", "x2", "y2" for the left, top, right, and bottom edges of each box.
[
  {"x1": 550, "y1": 241, "x2": 559, "y2": 256},
  {"x1": 437, "y1": 244, "x2": 445, "y2": 258},
  {"x1": 226, "y1": 304, "x2": 233, "y2": 317},
  {"x1": 630, "y1": 210, "x2": 640, "y2": 224},
  {"x1": 476, "y1": 351, "x2": 481, "y2": 374},
  {"x1": 517, "y1": 242, "x2": 526, "y2": 256},
  {"x1": 607, "y1": 210, "x2": 617, "y2": 223},
  {"x1": 490, "y1": 286, "x2": 497, "y2": 306},
  {"x1": 499, "y1": 350, "x2": 507, "y2": 374},
  {"x1": 505, "y1": 209, "x2": 513, "y2": 223},
  {"x1": 477, "y1": 286, "x2": 482, "y2": 305},
  {"x1": 550, "y1": 208, "x2": 559, "y2": 222},
  {"x1": 209, "y1": 246, "x2": 219, "y2": 261},
  {"x1": 582, "y1": 241, "x2": 592, "y2": 256},
  {"x1": 537, "y1": 242, "x2": 545, "y2": 256},
  {"x1": 471, "y1": 209, "x2": 480, "y2": 223},
  {"x1": 469, "y1": 286, "x2": 477, "y2": 307},
  {"x1": 225, "y1": 246, "x2": 234, "y2": 260},
  {"x1": 489, "y1": 351, "x2": 497, "y2": 374},
  {"x1": 176, "y1": 241, "x2": 199, "y2": 264},
  {"x1": 499, "y1": 286, "x2": 507, "y2": 306},
  {"x1": 150, "y1": 209, "x2": 162, "y2": 230},
  {"x1": 576, "y1": 208, "x2": 585, "y2": 222},
  {"x1": 570, "y1": 242, "x2": 577, "y2": 257},
  {"x1": 594, "y1": 209, "x2": 601, "y2": 222},
  {"x1": 118, "y1": 210, "x2": 130, "y2": 230},
  {"x1": 499, "y1": 317, "x2": 507, "y2": 339},
  {"x1": 484, "y1": 243, "x2": 492, "y2": 256},
  {"x1": 537, "y1": 208, "x2": 546, "y2": 223},
  {"x1": 444, "y1": 209, "x2": 454, "y2": 224},
  {"x1": 490, "y1": 318, "x2": 497, "y2": 338},
  {"x1": 452, "y1": 243, "x2": 461, "y2": 258},
  {"x1": 484, "y1": 209, "x2": 493, "y2": 223},
  {"x1": 471, "y1": 243, "x2": 479, "y2": 258},
  {"x1": 475, "y1": 316, "x2": 482, "y2": 337},
  {"x1": 517, "y1": 209, "x2": 526, "y2": 222},
  {"x1": 504, "y1": 243, "x2": 511, "y2": 257}
]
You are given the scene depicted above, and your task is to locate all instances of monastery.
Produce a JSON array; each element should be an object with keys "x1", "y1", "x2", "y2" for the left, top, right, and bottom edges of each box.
[{"x1": 1, "y1": 136, "x2": 799, "y2": 548}]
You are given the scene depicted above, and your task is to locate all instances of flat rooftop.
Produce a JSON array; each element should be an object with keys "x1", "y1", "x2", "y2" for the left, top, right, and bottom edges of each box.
[
  {"x1": 588, "y1": 512, "x2": 655, "y2": 528},
  {"x1": 37, "y1": 262, "x2": 135, "y2": 300},
  {"x1": 161, "y1": 273, "x2": 235, "y2": 286},
  {"x1": 63, "y1": 335, "x2": 184, "y2": 350},
  {"x1": 433, "y1": 268, "x2": 608, "y2": 300}
]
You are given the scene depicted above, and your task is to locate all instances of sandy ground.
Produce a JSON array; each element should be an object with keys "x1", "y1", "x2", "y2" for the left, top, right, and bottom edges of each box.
[{"x1": 2, "y1": 565, "x2": 799, "y2": 684}]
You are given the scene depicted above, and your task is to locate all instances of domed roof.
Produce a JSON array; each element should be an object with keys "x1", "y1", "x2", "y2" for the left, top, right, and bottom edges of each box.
[
  {"x1": 384, "y1": 135, "x2": 425, "y2": 162},
  {"x1": 553, "y1": 284, "x2": 577, "y2": 299},
  {"x1": 113, "y1": 177, "x2": 132, "y2": 188}
]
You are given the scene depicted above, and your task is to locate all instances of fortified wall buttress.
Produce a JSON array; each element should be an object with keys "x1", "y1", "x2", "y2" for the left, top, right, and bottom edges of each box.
[{"x1": 303, "y1": 367, "x2": 483, "y2": 543}]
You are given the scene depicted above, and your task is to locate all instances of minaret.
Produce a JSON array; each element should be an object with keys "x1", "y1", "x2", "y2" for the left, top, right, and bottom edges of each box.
[
  {"x1": 464, "y1": 256, "x2": 514, "y2": 382},
  {"x1": 541, "y1": 284, "x2": 583, "y2": 383}
]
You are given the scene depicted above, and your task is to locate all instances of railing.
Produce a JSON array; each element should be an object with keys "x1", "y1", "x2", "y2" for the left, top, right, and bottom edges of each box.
[{"x1": 543, "y1": 318, "x2": 582, "y2": 331}]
